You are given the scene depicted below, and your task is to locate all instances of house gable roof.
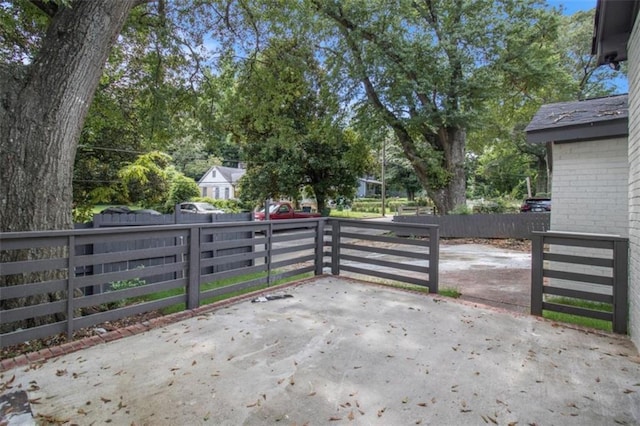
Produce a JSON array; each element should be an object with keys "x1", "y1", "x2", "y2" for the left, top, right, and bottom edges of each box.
[
  {"x1": 198, "y1": 166, "x2": 246, "y2": 184},
  {"x1": 216, "y1": 166, "x2": 245, "y2": 183},
  {"x1": 525, "y1": 94, "x2": 628, "y2": 144}
]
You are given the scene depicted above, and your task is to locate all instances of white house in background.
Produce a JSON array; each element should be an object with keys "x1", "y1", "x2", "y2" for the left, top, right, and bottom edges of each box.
[
  {"x1": 357, "y1": 177, "x2": 382, "y2": 198},
  {"x1": 198, "y1": 165, "x2": 245, "y2": 200}
]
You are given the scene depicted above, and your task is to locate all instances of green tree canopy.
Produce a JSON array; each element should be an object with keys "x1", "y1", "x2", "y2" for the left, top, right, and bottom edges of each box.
[
  {"x1": 225, "y1": 38, "x2": 370, "y2": 212},
  {"x1": 466, "y1": 7, "x2": 620, "y2": 199}
]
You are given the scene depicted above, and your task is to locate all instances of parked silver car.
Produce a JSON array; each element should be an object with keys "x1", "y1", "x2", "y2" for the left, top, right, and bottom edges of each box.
[{"x1": 179, "y1": 202, "x2": 225, "y2": 214}]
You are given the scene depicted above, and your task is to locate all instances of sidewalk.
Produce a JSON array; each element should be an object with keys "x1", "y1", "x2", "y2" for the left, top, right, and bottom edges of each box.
[{"x1": 2, "y1": 277, "x2": 639, "y2": 425}]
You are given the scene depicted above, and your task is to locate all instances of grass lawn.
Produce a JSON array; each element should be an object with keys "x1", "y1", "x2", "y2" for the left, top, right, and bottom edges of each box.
[
  {"x1": 329, "y1": 210, "x2": 384, "y2": 219},
  {"x1": 542, "y1": 296, "x2": 613, "y2": 332},
  {"x1": 124, "y1": 270, "x2": 313, "y2": 315}
]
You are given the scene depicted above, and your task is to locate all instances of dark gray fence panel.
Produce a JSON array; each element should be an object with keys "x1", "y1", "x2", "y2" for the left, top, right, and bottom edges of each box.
[
  {"x1": 394, "y1": 213, "x2": 549, "y2": 239},
  {"x1": 326, "y1": 219, "x2": 439, "y2": 293},
  {"x1": 1, "y1": 218, "x2": 436, "y2": 348},
  {"x1": 530, "y1": 231, "x2": 628, "y2": 334},
  {"x1": 200, "y1": 216, "x2": 254, "y2": 275},
  {"x1": 86, "y1": 212, "x2": 252, "y2": 291}
]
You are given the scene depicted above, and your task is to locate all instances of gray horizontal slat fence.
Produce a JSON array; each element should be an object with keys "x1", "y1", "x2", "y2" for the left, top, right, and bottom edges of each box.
[
  {"x1": 82, "y1": 212, "x2": 253, "y2": 297},
  {"x1": 197, "y1": 219, "x2": 323, "y2": 305},
  {"x1": 530, "y1": 231, "x2": 628, "y2": 334},
  {"x1": 325, "y1": 218, "x2": 439, "y2": 293},
  {"x1": 394, "y1": 213, "x2": 549, "y2": 239},
  {"x1": 1, "y1": 217, "x2": 435, "y2": 348}
]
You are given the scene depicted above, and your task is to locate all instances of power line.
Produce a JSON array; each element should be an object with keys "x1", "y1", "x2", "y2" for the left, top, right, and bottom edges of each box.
[{"x1": 77, "y1": 145, "x2": 146, "y2": 154}]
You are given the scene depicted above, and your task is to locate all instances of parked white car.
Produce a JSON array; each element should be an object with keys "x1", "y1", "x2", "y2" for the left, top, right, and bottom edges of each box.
[{"x1": 179, "y1": 202, "x2": 225, "y2": 214}]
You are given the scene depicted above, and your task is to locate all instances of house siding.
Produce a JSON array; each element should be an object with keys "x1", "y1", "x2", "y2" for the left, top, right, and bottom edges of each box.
[
  {"x1": 551, "y1": 138, "x2": 629, "y2": 237},
  {"x1": 197, "y1": 166, "x2": 245, "y2": 200},
  {"x1": 628, "y1": 15, "x2": 640, "y2": 348}
]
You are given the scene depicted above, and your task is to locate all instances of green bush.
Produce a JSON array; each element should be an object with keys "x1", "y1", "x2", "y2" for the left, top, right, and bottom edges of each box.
[
  {"x1": 106, "y1": 277, "x2": 146, "y2": 309},
  {"x1": 448, "y1": 205, "x2": 472, "y2": 215},
  {"x1": 469, "y1": 197, "x2": 519, "y2": 214},
  {"x1": 166, "y1": 174, "x2": 200, "y2": 212},
  {"x1": 73, "y1": 203, "x2": 94, "y2": 223},
  {"x1": 192, "y1": 197, "x2": 244, "y2": 213}
]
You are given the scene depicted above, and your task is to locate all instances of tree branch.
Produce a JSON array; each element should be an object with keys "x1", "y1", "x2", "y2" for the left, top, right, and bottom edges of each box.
[
  {"x1": 313, "y1": 0, "x2": 433, "y2": 111},
  {"x1": 29, "y1": 0, "x2": 58, "y2": 17}
]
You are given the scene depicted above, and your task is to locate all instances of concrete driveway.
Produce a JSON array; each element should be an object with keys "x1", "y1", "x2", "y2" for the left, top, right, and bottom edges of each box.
[
  {"x1": 439, "y1": 243, "x2": 531, "y2": 313},
  {"x1": 338, "y1": 219, "x2": 533, "y2": 313},
  {"x1": 2, "y1": 277, "x2": 639, "y2": 425}
]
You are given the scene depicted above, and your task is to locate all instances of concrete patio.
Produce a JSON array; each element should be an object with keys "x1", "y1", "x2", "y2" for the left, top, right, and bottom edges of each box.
[{"x1": 2, "y1": 276, "x2": 639, "y2": 425}]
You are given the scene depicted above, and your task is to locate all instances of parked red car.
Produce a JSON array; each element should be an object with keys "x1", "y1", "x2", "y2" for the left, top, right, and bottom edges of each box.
[{"x1": 254, "y1": 202, "x2": 322, "y2": 220}]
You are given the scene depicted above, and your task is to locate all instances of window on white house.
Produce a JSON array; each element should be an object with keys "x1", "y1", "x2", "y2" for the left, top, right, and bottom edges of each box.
[
  {"x1": 224, "y1": 187, "x2": 230, "y2": 199},
  {"x1": 214, "y1": 187, "x2": 220, "y2": 199}
]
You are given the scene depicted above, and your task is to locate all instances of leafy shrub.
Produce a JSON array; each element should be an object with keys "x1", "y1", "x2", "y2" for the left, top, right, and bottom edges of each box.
[
  {"x1": 468, "y1": 197, "x2": 519, "y2": 214},
  {"x1": 73, "y1": 203, "x2": 94, "y2": 223},
  {"x1": 191, "y1": 197, "x2": 244, "y2": 213},
  {"x1": 166, "y1": 173, "x2": 200, "y2": 212},
  {"x1": 106, "y1": 277, "x2": 146, "y2": 309},
  {"x1": 448, "y1": 205, "x2": 472, "y2": 215}
]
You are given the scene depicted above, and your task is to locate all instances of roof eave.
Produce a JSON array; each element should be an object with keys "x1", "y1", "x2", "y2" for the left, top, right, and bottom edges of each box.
[
  {"x1": 526, "y1": 118, "x2": 628, "y2": 144},
  {"x1": 592, "y1": 0, "x2": 640, "y2": 66}
]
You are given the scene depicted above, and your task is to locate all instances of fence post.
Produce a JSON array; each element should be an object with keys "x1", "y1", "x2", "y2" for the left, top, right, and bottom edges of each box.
[
  {"x1": 530, "y1": 232, "x2": 543, "y2": 316},
  {"x1": 67, "y1": 235, "x2": 76, "y2": 341},
  {"x1": 331, "y1": 219, "x2": 340, "y2": 275},
  {"x1": 187, "y1": 226, "x2": 200, "y2": 309},
  {"x1": 266, "y1": 222, "x2": 273, "y2": 285},
  {"x1": 428, "y1": 226, "x2": 439, "y2": 293},
  {"x1": 613, "y1": 239, "x2": 629, "y2": 334},
  {"x1": 315, "y1": 219, "x2": 325, "y2": 276}
]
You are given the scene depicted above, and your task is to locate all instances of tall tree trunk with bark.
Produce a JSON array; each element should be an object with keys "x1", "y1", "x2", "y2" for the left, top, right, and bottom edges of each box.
[
  {"x1": 0, "y1": 1, "x2": 136, "y2": 233},
  {"x1": 429, "y1": 127, "x2": 467, "y2": 215},
  {"x1": 0, "y1": 1, "x2": 136, "y2": 332}
]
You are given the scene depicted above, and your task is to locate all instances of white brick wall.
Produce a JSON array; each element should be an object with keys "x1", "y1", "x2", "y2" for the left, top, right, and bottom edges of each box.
[
  {"x1": 628, "y1": 16, "x2": 640, "y2": 348},
  {"x1": 551, "y1": 138, "x2": 629, "y2": 237}
]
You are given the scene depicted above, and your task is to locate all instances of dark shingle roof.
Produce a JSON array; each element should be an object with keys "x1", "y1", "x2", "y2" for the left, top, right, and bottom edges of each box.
[
  {"x1": 525, "y1": 94, "x2": 628, "y2": 143},
  {"x1": 216, "y1": 166, "x2": 245, "y2": 183}
]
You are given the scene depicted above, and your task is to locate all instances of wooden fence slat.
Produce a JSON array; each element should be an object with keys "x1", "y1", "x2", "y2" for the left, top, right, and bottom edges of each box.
[
  {"x1": 1, "y1": 217, "x2": 442, "y2": 348},
  {"x1": 394, "y1": 213, "x2": 549, "y2": 239},
  {"x1": 530, "y1": 231, "x2": 628, "y2": 334}
]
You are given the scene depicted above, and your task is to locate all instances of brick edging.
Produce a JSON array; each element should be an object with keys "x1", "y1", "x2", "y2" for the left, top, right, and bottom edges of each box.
[{"x1": 0, "y1": 280, "x2": 308, "y2": 373}]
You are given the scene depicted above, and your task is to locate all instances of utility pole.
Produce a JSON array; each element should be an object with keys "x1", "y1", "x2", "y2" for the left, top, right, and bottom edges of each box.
[{"x1": 381, "y1": 137, "x2": 386, "y2": 217}]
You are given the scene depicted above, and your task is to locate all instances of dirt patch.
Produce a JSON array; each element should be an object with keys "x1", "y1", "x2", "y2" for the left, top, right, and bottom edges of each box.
[
  {"x1": 441, "y1": 238, "x2": 531, "y2": 252},
  {"x1": 440, "y1": 268, "x2": 531, "y2": 314}
]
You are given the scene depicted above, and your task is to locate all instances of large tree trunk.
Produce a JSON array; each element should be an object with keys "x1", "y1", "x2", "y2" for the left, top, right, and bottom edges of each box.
[
  {"x1": 0, "y1": 0, "x2": 136, "y2": 233},
  {"x1": 0, "y1": 1, "x2": 136, "y2": 333},
  {"x1": 428, "y1": 127, "x2": 467, "y2": 215}
]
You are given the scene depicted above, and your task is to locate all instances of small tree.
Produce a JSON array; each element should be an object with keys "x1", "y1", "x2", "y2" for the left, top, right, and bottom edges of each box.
[
  {"x1": 118, "y1": 151, "x2": 172, "y2": 209},
  {"x1": 166, "y1": 173, "x2": 200, "y2": 211},
  {"x1": 227, "y1": 38, "x2": 370, "y2": 212}
]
